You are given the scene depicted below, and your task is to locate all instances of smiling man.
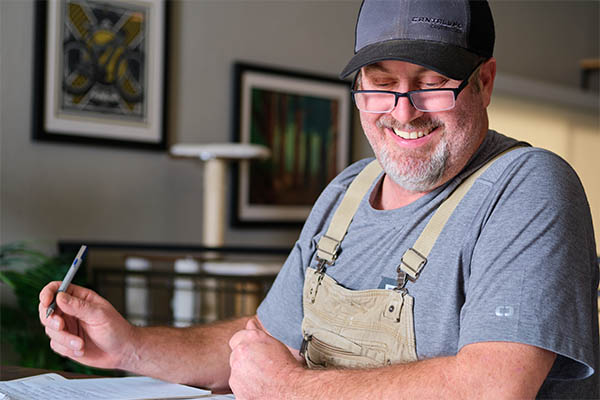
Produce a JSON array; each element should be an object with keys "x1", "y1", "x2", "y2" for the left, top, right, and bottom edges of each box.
[
  {"x1": 355, "y1": 59, "x2": 491, "y2": 206},
  {"x1": 39, "y1": 1, "x2": 598, "y2": 399}
]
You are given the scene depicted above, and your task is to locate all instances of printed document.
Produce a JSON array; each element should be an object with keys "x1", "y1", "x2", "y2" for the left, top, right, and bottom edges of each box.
[{"x1": 0, "y1": 373, "x2": 235, "y2": 400}]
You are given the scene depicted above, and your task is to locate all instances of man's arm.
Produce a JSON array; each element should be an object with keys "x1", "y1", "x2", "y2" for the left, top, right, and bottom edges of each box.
[
  {"x1": 126, "y1": 318, "x2": 249, "y2": 390},
  {"x1": 229, "y1": 319, "x2": 556, "y2": 399},
  {"x1": 39, "y1": 281, "x2": 248, "y2": 391},
  {"x1": 295, "y1": 342, "x2": 556, "y2": 399}
]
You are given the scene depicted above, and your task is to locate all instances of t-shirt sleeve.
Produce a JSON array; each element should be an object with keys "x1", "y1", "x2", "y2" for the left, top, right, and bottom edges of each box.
[
  {"x1": 257, "y1": 239, "x2": 308, "y2": 350},
  {"x1": 458, "y1": 149, "x2": 599, "y2": 380},
  {"x1": 257, "y1": 160, "x2": 369, "y2": 350}
]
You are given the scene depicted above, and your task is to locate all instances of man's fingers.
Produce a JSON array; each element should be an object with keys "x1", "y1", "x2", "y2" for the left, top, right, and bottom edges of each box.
[
  {"x1": 229, "y1": 330, "x2": 256, "y2": 350},
  {"x1": 39, "y1": 282, "x2": 96, "y2": 306},
  {"x1": 245, "y1": 318, "x2": 260, "y2": 331},
  {"x1": 49, "y1": 339, "x2": 71, "y2": 357},
  {"x1": 45, "y1": 323, "x2": 84, "y2": 352},
  {"x1": 44, "y1": 314, "x2": 63, "y2": 330},
  {"x1": 230, "y1": 324, "x2": 270, "y2": 352},
  {"x1": 56, "y1": 291, "x2": 95, "y2": 321},
  {"x1": 39, "y1": 281, "x2": 61, "y2": 306},
  {"x1": 39, "y1": 302, "x2": 50, "y2": 323},
  {"x1": 41, "y1": 298, "x2": 88, "y2": 360},
  {"x1": 49, "y1": 336, "x2": 84, "y2": 358},
  {"x1": 229, "y1": 330, "x2": 244, "y2": 350},
  {"x1": 39, "y1": 300, "x2": 63, "y2": 327},
  {"x1": 230, "y1": 318, "x2": 259, "y2": 350},
  {"x1": 45, "y1": 325, "x2": 84, "y2": 350},
  {"x1": 39, "y1": 282, "x2": 99, "y2": 323}
]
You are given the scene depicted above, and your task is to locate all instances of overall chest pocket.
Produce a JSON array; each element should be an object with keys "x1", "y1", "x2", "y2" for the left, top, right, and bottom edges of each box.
[
  {"x1": 303, "y1": 329, "x2": 388, "y2": 369},
  {"x1": 301, "y1": 268, "x2": 418, "y2": 369}
]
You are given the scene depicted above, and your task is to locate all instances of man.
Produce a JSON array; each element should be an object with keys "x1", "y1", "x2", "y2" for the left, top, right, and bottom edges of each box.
[{"x1": 39, "y1": 0, "x2": 598, "y2": 398}]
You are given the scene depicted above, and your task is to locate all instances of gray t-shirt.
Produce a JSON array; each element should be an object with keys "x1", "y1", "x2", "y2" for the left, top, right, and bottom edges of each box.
[{"x1": 258, "y1": 130, "x2": 599, "y2": 398}]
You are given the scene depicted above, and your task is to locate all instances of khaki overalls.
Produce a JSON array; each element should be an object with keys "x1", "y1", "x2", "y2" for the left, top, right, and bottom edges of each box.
[{"x1": 300, "y1": 150, "x2": 516, "y2": 369}]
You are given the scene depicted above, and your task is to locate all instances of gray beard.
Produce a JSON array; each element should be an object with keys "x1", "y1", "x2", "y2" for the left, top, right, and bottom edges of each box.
[
  {"x1": 378, "y1": 137, "x2": 449, "y2": 192},
  {"x1": 372, "y1": 115, "x2": 449, "y2": 192}
]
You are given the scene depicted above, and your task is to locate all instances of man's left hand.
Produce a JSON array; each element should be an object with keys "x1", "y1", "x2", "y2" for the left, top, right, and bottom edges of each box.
[{"x1": 228, "y1": 317, "x2": 304, "y2": 399}]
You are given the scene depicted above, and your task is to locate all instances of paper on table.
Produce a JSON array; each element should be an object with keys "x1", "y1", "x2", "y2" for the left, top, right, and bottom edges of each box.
[
  {"x1": 0, "y1": 373, "x2": 67, "y2": 400},
  {"x1": 0, "y1": 373, "x2": 235, "y2": 400}
]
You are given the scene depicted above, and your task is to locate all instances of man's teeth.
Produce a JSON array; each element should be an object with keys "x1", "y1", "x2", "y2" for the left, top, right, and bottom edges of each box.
[{"x1": 392, "y1": 127, "x2": 433, "y2": 139}]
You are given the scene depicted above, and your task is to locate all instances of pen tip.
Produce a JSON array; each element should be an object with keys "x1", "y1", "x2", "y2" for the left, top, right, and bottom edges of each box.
[{"x1": 46, "y1": 308, "x2": 53, "y2": 319}]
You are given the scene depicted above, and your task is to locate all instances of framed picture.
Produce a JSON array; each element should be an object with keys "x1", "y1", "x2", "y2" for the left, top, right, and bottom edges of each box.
[
  {"x1": 32, "y1": 0, "x2": 168, "y2": 150},
  {"x1": 232, "y1": 62, "x2": 352, "y2": 226}
]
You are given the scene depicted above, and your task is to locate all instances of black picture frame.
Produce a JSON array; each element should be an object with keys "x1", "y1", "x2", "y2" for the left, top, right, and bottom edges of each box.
[
  {"x1": 231, "y1": 62, "x2": 352, "y2": 227},
  {"x1": 32, "y1": 0, "x2": 169, "y2": 150}
]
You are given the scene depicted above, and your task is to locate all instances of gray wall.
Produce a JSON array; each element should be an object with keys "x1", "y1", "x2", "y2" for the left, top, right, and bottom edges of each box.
[
  {"x1": 1, "y1": 0, "x2": 598, "y2": 255},
  {"x1": 493, "y1": 0, "x2": 599, "y2": 88}
]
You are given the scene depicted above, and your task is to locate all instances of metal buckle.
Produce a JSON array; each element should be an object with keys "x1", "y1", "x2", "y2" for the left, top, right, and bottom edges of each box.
[
  {"x1": 316, "y1": 234, "x2": 341, "y2": 263},
  {"x1": 399, "y1": 247, "x2": 427, "y2": 281},
  {"x1": 299, "y1": 335, "x2": 312, "y2": 358},
  {"x1": 316, "y1": 256, "x2": 333, "y2": 274},
  {"x1": 394, "y1": 267, "x2": 409, "y2": 293}
]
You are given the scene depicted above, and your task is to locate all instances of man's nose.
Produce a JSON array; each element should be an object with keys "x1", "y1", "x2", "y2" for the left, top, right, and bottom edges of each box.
[{"x1": 389, "y1": 96, "x2": 424, "y2": 125}]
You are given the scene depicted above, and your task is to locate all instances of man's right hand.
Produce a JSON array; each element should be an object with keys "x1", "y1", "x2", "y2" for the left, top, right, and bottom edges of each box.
[{"x1": 38, "y1": 282, "x2": 137, "y2": 370}]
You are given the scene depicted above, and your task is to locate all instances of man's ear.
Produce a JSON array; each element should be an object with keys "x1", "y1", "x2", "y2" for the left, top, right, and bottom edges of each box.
[{"x1": 478, "y1": 57, "x2": 496, "y2": 108}]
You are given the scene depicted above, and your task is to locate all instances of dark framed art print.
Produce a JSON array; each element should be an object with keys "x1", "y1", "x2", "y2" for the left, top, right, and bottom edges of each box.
[
  {"x1": 232, "y1": 62, "x2": 352, "y2": 226},
  {"x1": 32, "y1": 0, "x2": 168, "y2": 150}
]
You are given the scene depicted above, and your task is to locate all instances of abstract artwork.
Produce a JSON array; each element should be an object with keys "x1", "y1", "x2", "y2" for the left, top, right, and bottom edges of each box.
[{"x1": 33, "y1": 0, "x2": 168, "y2": 149}]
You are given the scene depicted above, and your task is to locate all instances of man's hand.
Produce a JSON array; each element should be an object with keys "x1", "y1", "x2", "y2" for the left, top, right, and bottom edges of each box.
[
  {"x1": 38, "y1": 281, "x2": 137, "y2": 370},
  {"x1": 228, "y1": 317, "x2": 304, "y2": 399}
]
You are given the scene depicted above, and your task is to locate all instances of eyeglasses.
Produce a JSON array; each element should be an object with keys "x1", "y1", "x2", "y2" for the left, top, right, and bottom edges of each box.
[{"x1": 351, "y1": 63, "x2": 481, "y2": 113}]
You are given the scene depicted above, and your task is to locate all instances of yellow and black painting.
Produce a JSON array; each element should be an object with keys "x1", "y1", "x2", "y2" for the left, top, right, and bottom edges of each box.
[{"x1": 61, "y1": 0, "x2": 147, "y2": 119}]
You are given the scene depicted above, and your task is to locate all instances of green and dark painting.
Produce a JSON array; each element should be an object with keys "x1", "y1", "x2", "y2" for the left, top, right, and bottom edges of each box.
[{"x1": 249, "y1": 89, "x2": 340, "y2": 207}]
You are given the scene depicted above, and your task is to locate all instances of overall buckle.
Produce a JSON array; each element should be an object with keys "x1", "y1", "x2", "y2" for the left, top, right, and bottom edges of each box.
[
  {"x1": 316, "y1": 234, "x2": 341, "y2": 268},
  {"x1": 394, "y1": 268, "x2": 409, "y2": 293},
  {"x1": 316, "y1": 256, "x2": 333, "y2": 274},
  {"x1": 299, "y1": 335, "x2": 312, "y2": 358},
  {"x1": 399, "y1": 247, "x2": 427, "y2": 281}
]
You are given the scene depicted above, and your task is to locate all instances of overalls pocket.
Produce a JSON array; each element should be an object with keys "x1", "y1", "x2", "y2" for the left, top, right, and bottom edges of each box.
[
  {"x1": 304, "y1": 331, "x2": 386, "y2": 369},
  {"x1": 301, "y1": 267, "x2": 417, "y2": 369}
]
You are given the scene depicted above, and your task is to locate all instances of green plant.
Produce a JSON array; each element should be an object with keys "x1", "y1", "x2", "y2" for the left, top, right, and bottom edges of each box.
[{"x1": 0, "y1": 242, "x2": 118, "y2": 375}]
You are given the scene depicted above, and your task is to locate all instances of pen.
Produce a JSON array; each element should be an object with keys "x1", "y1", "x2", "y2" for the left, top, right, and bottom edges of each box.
[{"x1": 45, "y1": 245, "x2": 87, "y2": 318}]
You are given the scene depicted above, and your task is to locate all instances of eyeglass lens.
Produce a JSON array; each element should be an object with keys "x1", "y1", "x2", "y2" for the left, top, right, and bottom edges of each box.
[{"x1": 354, "y1": 90, "x2": 456, "y2": 113}]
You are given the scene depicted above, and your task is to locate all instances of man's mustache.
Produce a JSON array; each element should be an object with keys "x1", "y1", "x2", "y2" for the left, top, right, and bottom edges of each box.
[{"x1": 376, "y1": 115, "x2": 443, "y2": 132}]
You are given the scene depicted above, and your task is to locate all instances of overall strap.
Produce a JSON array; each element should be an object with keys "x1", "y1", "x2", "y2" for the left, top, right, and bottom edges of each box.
[
  {"x1": 399, "y1": 147, "x2": 522, "y2": 281},
  {"x1": 316, "y1": 159, "x2": 383, "y2": 265}
]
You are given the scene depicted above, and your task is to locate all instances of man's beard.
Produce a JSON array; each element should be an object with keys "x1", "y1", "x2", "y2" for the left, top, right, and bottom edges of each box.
[
  {"x1": 373, "y1": 116, "x2": 449, "y2": 192},
  {"x1": 378, "y1": 138, "x2": 448, "y2": 192}
]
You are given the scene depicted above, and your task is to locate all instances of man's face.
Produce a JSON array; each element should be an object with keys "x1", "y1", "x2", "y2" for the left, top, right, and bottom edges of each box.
[{"x1": 358, "y1": 60, "x2": 493, "y2": 193}]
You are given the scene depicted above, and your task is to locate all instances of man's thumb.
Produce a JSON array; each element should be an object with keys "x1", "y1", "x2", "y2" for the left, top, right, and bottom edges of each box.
[
  {"x1": 245, "y1": 317, "x2": 260, "y2": 331},
  {"x1": 56, "y1": 292, "x2": 91, "y2": 320}
]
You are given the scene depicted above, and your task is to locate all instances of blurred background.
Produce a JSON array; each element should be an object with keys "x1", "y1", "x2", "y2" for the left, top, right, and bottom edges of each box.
[{"x1": 1, "y1": 0, "x2": 598, "y2": 371}]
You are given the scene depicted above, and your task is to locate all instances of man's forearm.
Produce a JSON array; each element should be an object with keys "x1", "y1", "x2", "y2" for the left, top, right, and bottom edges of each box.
[
  {"x1": 289, "y1": 355, "x2": 460, "y2": 399},
  {"x1": 284, "y1": 342, "x2": 554, "y2": 400},
  {"x1": 123, "y1": 317, "x2": 249, "y2": 390}
]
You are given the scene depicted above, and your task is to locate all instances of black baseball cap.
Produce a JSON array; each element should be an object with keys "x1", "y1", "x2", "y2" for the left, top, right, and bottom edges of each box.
[{"x1": 340, "y1": 0, "x2": 495, "y2": 80}]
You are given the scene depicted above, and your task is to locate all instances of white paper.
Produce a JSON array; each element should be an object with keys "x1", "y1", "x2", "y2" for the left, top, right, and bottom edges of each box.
[{"x1": 0, "y1": 373, "x2": 233, "y2": 400}]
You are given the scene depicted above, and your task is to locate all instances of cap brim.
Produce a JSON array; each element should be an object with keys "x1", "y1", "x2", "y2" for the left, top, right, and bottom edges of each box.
[{"x1": 340, "y1": 40, "x2": 483, "y2": 80}]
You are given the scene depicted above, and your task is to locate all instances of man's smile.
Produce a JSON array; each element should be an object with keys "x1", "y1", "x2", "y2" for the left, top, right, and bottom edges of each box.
[
  {"x1": 376, "y1": 114, "x2": 442, "y2": 143},
  {"x1": 391, "y1": 126, "x2": 435, "y2": 140}
]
